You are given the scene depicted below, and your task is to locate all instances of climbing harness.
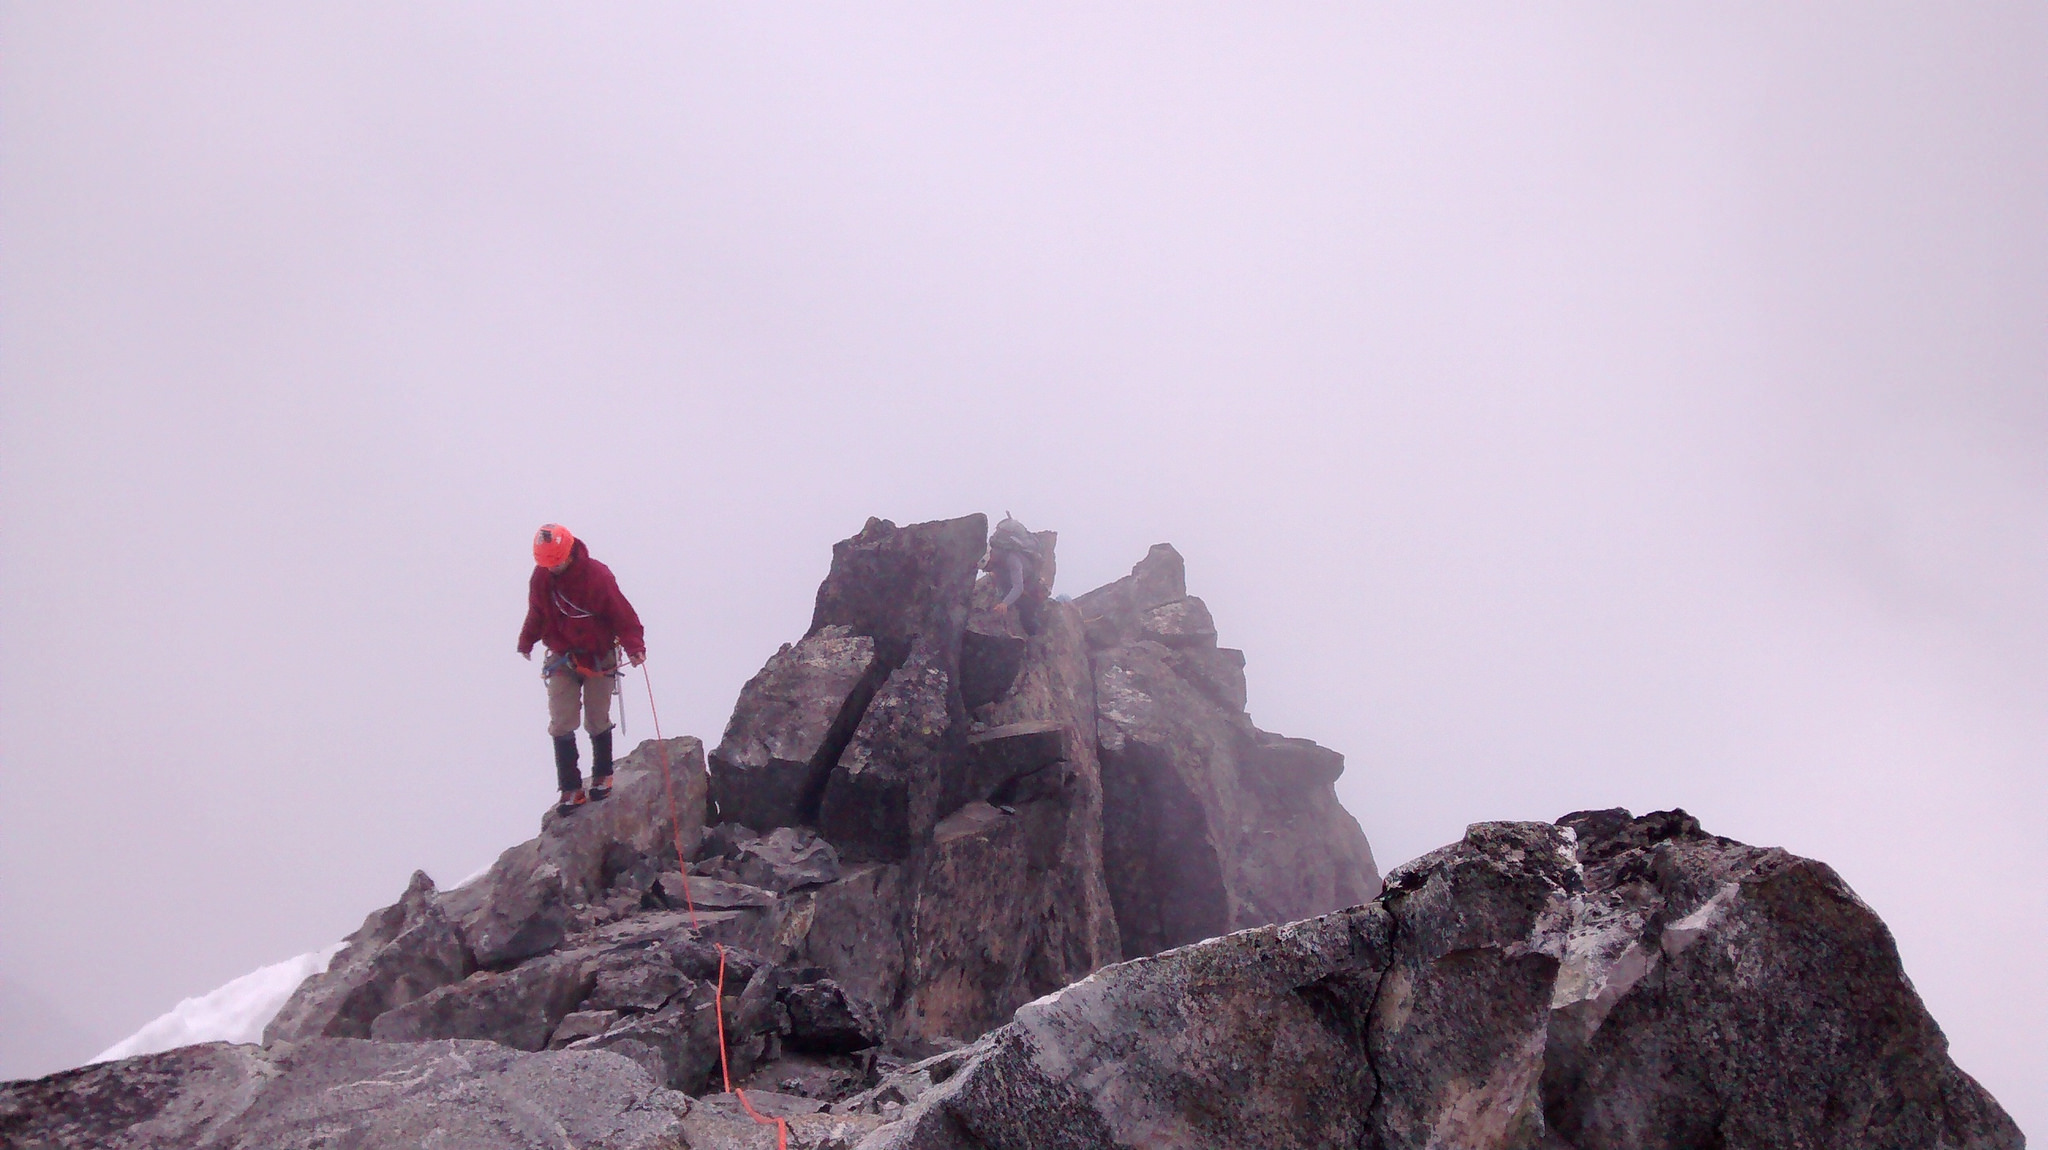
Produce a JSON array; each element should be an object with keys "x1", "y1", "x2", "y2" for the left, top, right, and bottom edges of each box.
[
  {"x1": 540, "y1": 648, "x2": 622, "y2": 682},
  {"x1": 641, "y1": 663, "x2": 790, "y2": 1150}
]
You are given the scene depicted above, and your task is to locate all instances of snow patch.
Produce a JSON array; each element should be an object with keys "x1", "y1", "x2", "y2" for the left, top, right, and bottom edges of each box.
[
  {"x1": 451, "y1": 857, "x2": 497, "y2": 891},
  {"x1": 92, "y1": 942, "x2": 344, "y2": 1063}
]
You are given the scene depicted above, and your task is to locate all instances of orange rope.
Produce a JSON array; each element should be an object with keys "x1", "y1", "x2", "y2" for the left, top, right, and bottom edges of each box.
[{"x1": 642, "y1": 665, "x2": 788, "y2": 1150}]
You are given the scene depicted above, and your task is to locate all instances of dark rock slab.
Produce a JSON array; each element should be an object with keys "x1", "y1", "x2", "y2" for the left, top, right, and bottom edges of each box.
[
  {"x1": 0, "y1": 1038, "x2": 688, "y2": 1150},
  {"x1": 819, "y1": 645, "x2": 953, "y2": 863},
  {"x1": 710, "y1": 627, "x2": 882, "y2": 831},
  {"x1": 549, "y1": 1008, "x2": 621, "y2": 1047},
  {"x1": 958, "y1": 627, "x2": 1028, "y2": 710},
  {"x1": 698, "y1": 1089, "x2": 829, "y2": 1120},
  {"x1": 901, "y1": 584, "x2": 1122, "y2": 1043},
  {"x1": 263, "y1": 869, "x2": 471, "y2": 1043},
  {"x1": 707, "y1": 824, "x2": 845, "y2": 892},
  {"x1": 583, "y1": 962, "x2": 689, "y2": 1013},
  {"x1": 799, "y1": 862, "x2": 910, "y2": 1023},
  {"x1": 1070, "y1": 542, "x2": 1375, "y2": 967},
  {"x1": 899, "y1": 802, "x2": 1078, "y2": 1042},
  {"x1": 1247, "y1": 731, "x2": 1345, "y2": 787},
  {"x1": 1070, "y1": 544, "x2": 1187, "y2": 651},
  {"x1": 657, "y1": 873, "x2": 779, "y2": 910},
  {"x1": 1096, "y1": 639, "x2": 1377, "y2": 959},
  {"x1": 0, "y1": 1043, "x2": 269, "y2": 1150},
  {"x1": 1164, "y1": 645, "x2": 1247, "y2": 712},
  {"x1": 569, "y1": 986, "x2": 724, "y2": 1094},
  {"x1": 782, "y1": 978, "x2": 885, "y2": 1054},
  {"x1": 368, "y1": 948, "x2": 595, "y2": 1051},
  {"x1": 962, "y1": 720, "x2": 1068, "y2": 805},
  {"x1": 1137, "y1": 595, "x2": 1217, "y2": 648},
  {"x1": 1094, "y1": 641, "x2": 1246, "y2": 958},
  {"x1": 807, "y1": 514, "x2": 988, "y2": 667}
]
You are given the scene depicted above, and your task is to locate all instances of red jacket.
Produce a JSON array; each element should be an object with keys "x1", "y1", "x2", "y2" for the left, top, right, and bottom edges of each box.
[{"x1": 518, "y1": 539, "x2": 646, "y2": 660}]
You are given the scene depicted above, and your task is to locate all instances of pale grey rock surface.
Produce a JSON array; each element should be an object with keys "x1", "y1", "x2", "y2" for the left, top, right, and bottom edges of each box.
[
  {"x1": 855, "y1": 810, "x2": 2022, "y2": 1150},
  {"x1": 0, "y1": 1038, "x2": 689, "y2": 1150}
]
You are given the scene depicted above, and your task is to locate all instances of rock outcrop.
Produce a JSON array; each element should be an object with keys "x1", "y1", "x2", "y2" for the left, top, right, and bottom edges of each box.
[
  {"x1": 260, "y1": 868, "x2": 470, "y2": 1042},
  {"x1": 10, "y1": 811, "x2": 2019, "y2": 1148},
  {"x1": 259, "y1": 518, "x2": 1375, "y2": 1089},
  {"x1": 233, "y1": 513, "x2": 1349, "y2": 1101},
  {"x1": 6, "y1": 516, "x2": 2017, "y2": 1150},
  {"x1": 266, "y1": 736, "x2": 708, "y2": 1047},
  {"x1": 703, "y1": 515, "x2": 1375, "y2": 1046},
  {"x1": 851, "y1": 809, "x2": 2022, "y2": 1150}
]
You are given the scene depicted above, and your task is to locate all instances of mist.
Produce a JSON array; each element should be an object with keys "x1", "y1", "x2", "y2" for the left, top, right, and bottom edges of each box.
[{"x1": 2, "y1": 3, "x2": 2041, "y2": 1133}]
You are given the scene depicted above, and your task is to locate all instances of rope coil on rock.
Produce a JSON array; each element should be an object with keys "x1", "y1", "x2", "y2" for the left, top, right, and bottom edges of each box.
[{"x1": 641, "y1": 665, "x2": 789, "y2": 1150}]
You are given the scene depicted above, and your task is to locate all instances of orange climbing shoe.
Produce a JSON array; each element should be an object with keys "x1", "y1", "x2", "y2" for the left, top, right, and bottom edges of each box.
[
  {"x1": 589, "y1": 773, "x2": 614, "y2": 801},
  {"x1": 557, "y1": 788, "x2": 588, "y2": 815}
]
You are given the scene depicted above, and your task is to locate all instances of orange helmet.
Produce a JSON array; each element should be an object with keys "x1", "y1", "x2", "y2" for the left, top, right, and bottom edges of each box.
[{"x1": 533, "y1": 523, "x2": 575, "y2": 568}]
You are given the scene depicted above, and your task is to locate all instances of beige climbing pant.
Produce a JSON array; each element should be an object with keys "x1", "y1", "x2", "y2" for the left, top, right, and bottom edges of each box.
[{"x1": 545, "y1": 651, "x2": 617, "y2": 737}]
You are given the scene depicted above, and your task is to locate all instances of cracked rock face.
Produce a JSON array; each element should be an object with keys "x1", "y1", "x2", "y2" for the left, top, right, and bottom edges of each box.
[
  {"x1": 819, "y1": 644, "x2": 954, "y2": 863},
  {"x1": 857, "y1": 810, "x2": 2022, "y2": 1150},
  {"x1": 711, "y1": 627, "x2": 884, "y2": 831}
]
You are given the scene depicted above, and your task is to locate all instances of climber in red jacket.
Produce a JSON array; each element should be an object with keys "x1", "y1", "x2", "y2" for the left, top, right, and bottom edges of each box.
[{"x1": 518, "y1": 524, "x2": 646, "y2": 814}]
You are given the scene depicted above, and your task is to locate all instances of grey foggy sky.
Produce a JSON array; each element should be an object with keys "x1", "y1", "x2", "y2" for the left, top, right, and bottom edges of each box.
[{"x1": 2, "y1": 2, "x2": 2042, "y2": 1132}]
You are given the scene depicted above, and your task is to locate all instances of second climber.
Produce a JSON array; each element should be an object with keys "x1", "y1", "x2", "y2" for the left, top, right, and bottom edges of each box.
[{"x1": 985, "y1": 512, "x2": 1051, "y2": 634}]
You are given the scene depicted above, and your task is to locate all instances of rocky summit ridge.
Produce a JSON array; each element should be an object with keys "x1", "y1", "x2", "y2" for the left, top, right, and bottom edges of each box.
[{"x1": 0, "y1": 515, "x2": 2022, "y2": 1149}]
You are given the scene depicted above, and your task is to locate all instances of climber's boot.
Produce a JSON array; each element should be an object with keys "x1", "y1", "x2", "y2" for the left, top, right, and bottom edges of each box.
[
  {"x1": 553, "y1": 733, "x2": 584, "y2": 813},
  {"x1": 588, "y1": 728, "x2": 614, "y2": 801}
]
